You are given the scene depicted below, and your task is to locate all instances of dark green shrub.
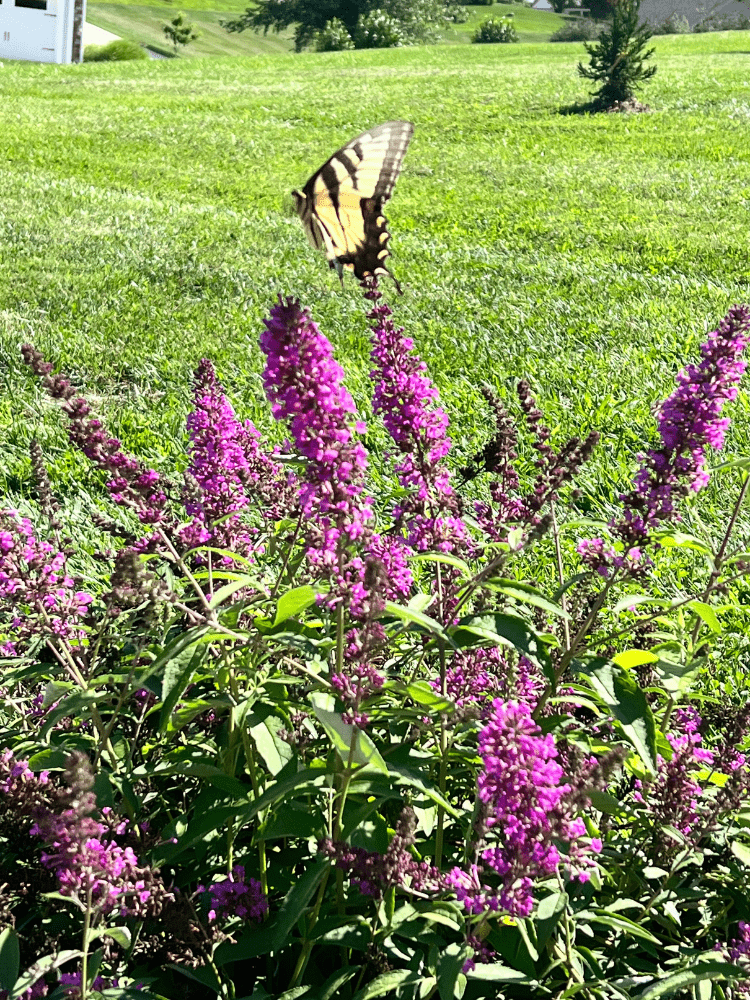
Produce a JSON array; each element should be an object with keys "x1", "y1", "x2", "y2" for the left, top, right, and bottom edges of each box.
[
  {"x1": 550, "y1": 17, "x2": 602, "y2": 39},
  {"x1": 474, "y1": 0, "x2": 495, "y2": 5},
  {"x1": 354, "y1": 8, "x2": 406, "y2": 46},
  {"x1": 472, "y1": 13, "x2": 518, "y2": 39},
  {"x1": 694, "y1": 11, "x2": 750, "y2": 29},
  {"x1": 83, "y1": 39, "x2": 148, "y2": 61},
  {"x1": 651, "y1": 10, "x2": 689, "y2": 33},
  {"x1": 578, "y1": 0, "x2": 656, "y2": 107},
  {"x1": 163, "y1": 11, "x2": 199, "y2": 52},
  {"x1": 315, "y1": 17, "x2": 355, "y2": 48},
  {"x1": 445, "y1": 2, "x2": 470, "y2": 21}
]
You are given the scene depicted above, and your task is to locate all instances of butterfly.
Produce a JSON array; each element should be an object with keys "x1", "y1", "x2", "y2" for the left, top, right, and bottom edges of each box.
[{"x1": 292, "y1": 120, "x2": 414, "y2": 293}]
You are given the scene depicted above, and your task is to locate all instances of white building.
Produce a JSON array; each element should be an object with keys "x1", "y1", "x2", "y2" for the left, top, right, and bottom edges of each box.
[{"x1": 0, "y1": 0, "x2": 86, "y2": 63}]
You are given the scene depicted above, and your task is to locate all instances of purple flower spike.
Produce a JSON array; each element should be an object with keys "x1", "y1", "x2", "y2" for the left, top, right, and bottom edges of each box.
[
  {"x1": 580, "y1": 305, "x2": 750, "y2": 574},
  {"x1": 260, "y1": 296, "x2": 372, "y2": 595},
  {"x1": 0, "y1": 511, "x2": 92, "y2": 654},
  {"x1": 449, "y1": 700, "x2": 600, "y2": 918},
  {"x1": 21, "y1": 345, "x2": 169, "y2": 526},
  {"x1": 199, "y1": 864, "x2": 267, "y2": 923}
]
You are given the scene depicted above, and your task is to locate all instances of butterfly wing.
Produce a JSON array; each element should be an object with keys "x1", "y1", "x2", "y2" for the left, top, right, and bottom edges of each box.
[{"x1": 293, "y1": 121, "x2": 414, "y2": 291}]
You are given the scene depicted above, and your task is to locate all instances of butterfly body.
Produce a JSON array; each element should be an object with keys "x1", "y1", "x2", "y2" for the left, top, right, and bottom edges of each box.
[{"x1": 292, "y1": 120, "x2": 414, "y2": 292}]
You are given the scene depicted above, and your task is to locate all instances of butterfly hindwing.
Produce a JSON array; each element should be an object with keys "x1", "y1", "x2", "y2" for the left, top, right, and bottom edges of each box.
[{"x1": 293, "y1": 121, "x2": 414, "y2": 291}]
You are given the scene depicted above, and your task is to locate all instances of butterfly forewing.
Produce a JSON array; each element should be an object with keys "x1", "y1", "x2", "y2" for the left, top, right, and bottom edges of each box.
[{"x1": 293, "y1": 120, "x2": 414, "y2": 290}]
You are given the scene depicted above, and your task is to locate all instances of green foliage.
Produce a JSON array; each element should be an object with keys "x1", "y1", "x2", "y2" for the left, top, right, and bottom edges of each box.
[
  {"x1": 83, "y1": 38, "x2": 148, "y2": 60},
  {"x1": 163, "y1": 10, "x2": 199, "y2": 51},
  {"x1": 3, "y1": 31, "x2": 750, "y2": 1000},
  {"x1": 315, "y1": 16, "x2": 355, "y2": 49},
  {"x1": 550, "y1": 16, "x2": 602, "y2": 38},
  {"x1": 472, "y1": 13, "x2": 519, "y2": 39},
  {"x1": 651, "y1": 11, "x2": 690, "y2": 33},
  {"x1": 221, "y1": 0, "x2": 454, "y2": 50},
  {"x1": 694, "y1": 10, "x2": 750, "y2": 30},
  {"x1": 578, "y1": 0, "x2": 656, "y2": 106},
  {"x1": 474, "y1": 0, "x2": 494, "y2": 6},
  {"x1": 354, "y1": 8, "x2": 407, "y2": 46}
]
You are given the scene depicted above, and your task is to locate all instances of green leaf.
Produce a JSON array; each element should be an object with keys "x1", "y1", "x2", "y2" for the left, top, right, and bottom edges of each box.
[
  {"x1": 140, "y1": 625, "x2": 213, "y2": 692},
  {"x1": 387, "y1": 763, "x2": 461, "y2": 818},
  {"x1": 158, "y1": 639, "x2": 210, "y2": 734},
  {"x1": 438, "y1": 942, "x2": 472, "y2": 1000},
  {"x1": 166, "y1": 963, "x2": 222, "y2": 994},
  {"x1": 485, "y1": 578, "x2": 571, "y2": 619},
  {"x1": 249, "y1": 713, "x2": 294, "y2": 776},
  {"x1": 274, "y1": 586, "x2": 318, "y2": 625},
  {"x1": 384, "y1": 600, "x2": 448, "y2": 638},
  {"x1": 580, "y1": 659, "x2": 657, "y2": 774},
  {"x1": 352, "y1": 969, "x2": 422, "y2": 1000},
  {"x1": 635, "y1": 961, "x2": 745, "y2": 1000},
  {"x1": 612, "y1": 593, "x2": 670, "y2": 615},
  {"x1": 466, "y1": 964, "x2": 531, "y2": 982},
  {"x1": 310, "y1": 694, "x2": 388, "y2": 774},
  {"x1": 97, "y1": 926, "x2": 131, "y2": 949},
  {"x1": 534, "y1": 891, "x2": 567, "y2": 950},
  {"x1": 731, "y1": 840, "x2": 750, "y2": 867},
  {"x1": 208, "y1": 576, "x2": 267, "y2": 608},
  {"x1": 239, "y1": 768, "x2": 329, "y2": 825},
  {"x1": 410, "y1": 551, "x2": 472, "y2": 576},
  {"x1": 10, "y1": 951, "x2": 82, "y2": 1000},
  {"x1": 688, "y1": 600, "x2": 722, "y2": 635},
  {"x1": 612, "y1": 649, "x2": 658, "y2": 669},
  {"x1": 317, "y1": 967, "x2": 360, "y2": 1000},
  {"x1": 406, "y1": 680, "x2": 455, "y2": 711},
  {"x1": 0, "y1": 927, "x2": 20, "y2": 992},
  {"x1": 577, "y1": 909, "x2": 659, "y2": 943}
]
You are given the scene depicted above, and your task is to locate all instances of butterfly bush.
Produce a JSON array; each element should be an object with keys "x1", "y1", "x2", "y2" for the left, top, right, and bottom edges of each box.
[
  {"x1": 448, "y1": 699, "x2": 602, "y2": 919},
  {"x1": 0, "y1": 510, "x2": 92, "y2": 657},
  {"x1": 260, "y1": 296, "x2": 372, "y2": 599},
  {"x1": 579, "y1": 304, "x2": 750, "y2": 575},
  {"x1": 199, "y1": 864, "x2": 267, "y2": 923},
  {"x1": 4, "y1": 294, "x2": 750, "y2": 1000}
]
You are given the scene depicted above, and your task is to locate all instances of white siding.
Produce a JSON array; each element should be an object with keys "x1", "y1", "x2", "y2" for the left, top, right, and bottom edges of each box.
[{"x1": 0, "y1": 0, "x2": 84, "y2": 63}]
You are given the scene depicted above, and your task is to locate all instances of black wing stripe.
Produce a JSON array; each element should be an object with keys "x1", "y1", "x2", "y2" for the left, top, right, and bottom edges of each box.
[{"x1": 294, "y1": 120, "x2": 413, "y2": 291}]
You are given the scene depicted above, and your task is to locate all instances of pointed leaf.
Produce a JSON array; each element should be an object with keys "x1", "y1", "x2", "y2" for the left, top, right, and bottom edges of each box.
[
  {"x1": 352, "y1": 969, "x2": 422, "y2": 1000},
  {"x1": 635, "y1": 961, "x2": 744, "y2": 1000},
  {"x1": 0, "y1": 928, "x2": 19, "y2": 992},
  {"x1": 688, "y1": 600, "x2": 721, "y2": 635},
  {"x1": 485, "y1": 579, "x2": 570, "y2": 620},
  {"x1": 310, "y1": 694, "x2": 388, "y2": 774},
  {"x1": 274, "y1": 586, "x2": 318, "y2": 626},
  {"x1": 10, "y1": 951, "x2": 82, "y2": 1000},
  {"x1": 580, "y1": 659, "x2": 657, "y2": 774}
]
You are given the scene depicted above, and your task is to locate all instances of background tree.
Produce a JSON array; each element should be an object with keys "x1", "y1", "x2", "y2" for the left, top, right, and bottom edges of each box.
[
  {"x1": 221, "y1": 0, "x2": 458, "y2": 51},
  {"x1": 578, "y1": 0, "x2": 656, "y2": 107},
  {"x1": 163, "y1": 10, "x2": 199, "y2": 51}
]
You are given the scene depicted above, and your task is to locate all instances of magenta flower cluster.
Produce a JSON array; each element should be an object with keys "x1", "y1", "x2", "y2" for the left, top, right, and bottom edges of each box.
[
  {"x1": 634, "y1": 706, "x2": 714, "y2": 850},
  {"x1": 365, "y1": 284, "x2": 467, "y2": 560},
  {"x1": 0, "y1": 511, "x2": 92, "y2": 655},
  {"x1": 260, "y1": 297, "x2": 372, "y2": 598},
  {"x1": 579, "y1": 305, "x2": 750, "y2": 575},
  {"x1": 198, "y1": 864, "x2": 267, "y2": 923},
  {"x1": 180, "y1": 358, "x2": 264, "y2": 561},
  {"x1": 21, "y1": 345, "x2": 169, "y2": 527},
  {"x1": 448, "y1": 699, "x2": 600, "y2": 917},
  {"x1": 319, "y1": 807, "x2": 440, "y2": 899}
]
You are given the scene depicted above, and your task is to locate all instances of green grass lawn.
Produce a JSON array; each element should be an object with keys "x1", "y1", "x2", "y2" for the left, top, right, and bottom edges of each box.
[
  {"x1": 86, "y1": 3, "x2": 296, "y2": 56},
  {"x1": 1, "y1": 33, "x2": 750, "y2": 537},
  {"x1": 83, "y1": 4, "x2": 565, "y2": 58}
]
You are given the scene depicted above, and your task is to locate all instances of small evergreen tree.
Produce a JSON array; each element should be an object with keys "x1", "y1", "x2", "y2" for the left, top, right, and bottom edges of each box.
[
  {"x1": 163, "y1": 11, "x2": 199, "y2": 53},
  {"x1": 578, "y1": 0, "x2": 656, "y2": 108}
]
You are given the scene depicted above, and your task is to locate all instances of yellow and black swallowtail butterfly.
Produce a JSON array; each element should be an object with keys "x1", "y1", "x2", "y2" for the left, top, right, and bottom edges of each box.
[{"x1": 292, "y1": 120, "x2": 414, "y2": 293}]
